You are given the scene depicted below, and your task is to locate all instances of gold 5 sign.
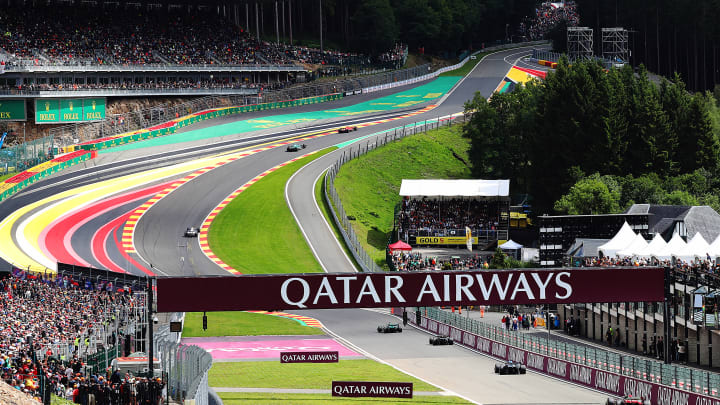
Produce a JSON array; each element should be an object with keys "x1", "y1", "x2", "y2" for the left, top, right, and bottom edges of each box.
[{"x1": 416, "y1": 236, "x2": 479, "y2": 245}]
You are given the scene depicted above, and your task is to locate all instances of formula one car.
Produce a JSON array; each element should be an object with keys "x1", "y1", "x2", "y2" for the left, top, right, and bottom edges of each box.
[
  {"x1": 286, "y1": 143, "x2": 306, "y2": 152},
  {"x1": 337, "y1": 126, "x2": 358, "y2": 133},
  {"x1": 606, "y1": 396, "x2": 650, "y2": 405},
  {"x1": 494, "y1": 361, "x2": 526, "y2": 375},
  {"x1": 429, "y1": 335, "x2": 454, "y2": 345},
  {"x1": 377, "y1": 323, "x2": 402, "y2": 333},
  {"x1": 184, "y1": 227, "x2": 199, "y2": 237}
]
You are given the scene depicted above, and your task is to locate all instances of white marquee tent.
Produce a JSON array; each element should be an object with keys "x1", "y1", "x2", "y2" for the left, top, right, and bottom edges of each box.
[
  {"x1": 709, "y1": 235, "x2": 720, "y2": 257},
  {"x1": 616, "y1": 233, "x2": 648, "y2": 257},
  {"x1": 598, "y1": 222, "x2": 637, "y2": 257},
  {"x1": 654, "y1": 232, "x2": 687, "y2": 260},
  {"x1": 675, "y1": 233, "x2": 710, "y2": 262},
  {"x1": 636, "y1": 233, "x2": 668, "y2": 259}
]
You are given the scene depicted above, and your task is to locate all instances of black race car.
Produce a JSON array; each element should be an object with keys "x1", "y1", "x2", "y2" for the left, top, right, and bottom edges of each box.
[
  {"x1": 338, "y1": 126, "x2": 358, "y2": 133},
  {"x1": 184, "y1": 227, "x2": 199, "y2": 237},
  {"x1": 494, "y1": 361, "x2": 526, "y2": 375},
  {"x1": 606, "y1": 396, "x2": 650, "y2": 405},
  {"x1": 429, "y1": 335, "x2": 454, "y2": 345},
  {"x1": 286, "y1": 143, "x2": 306, "y2": 152},
  {"x1": 377, "y1": 323, "x2": 402, "y2": 333}
]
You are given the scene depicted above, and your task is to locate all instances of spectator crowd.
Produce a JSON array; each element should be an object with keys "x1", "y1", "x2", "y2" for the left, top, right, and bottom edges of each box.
[
  {"x1": 0, "y1": 270, "x2": 163, "y2": 404},
  {"x1": 398, "y1": 197, "x2": 504, "y2": 240},
  {"x1": 391, "y1": 251, "x2": 489, "y2": 271},
  {"x1": 518, "y1": 1, "x2": 580, "y2": 40},
  {"x1": 0, "y1": 4, "x2": 402, "y2": 69}
]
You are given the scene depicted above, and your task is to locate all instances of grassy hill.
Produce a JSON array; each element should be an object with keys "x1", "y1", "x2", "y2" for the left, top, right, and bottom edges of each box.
[{"x1": 333, "y1": 124, "x2": 472, "y2": 269}]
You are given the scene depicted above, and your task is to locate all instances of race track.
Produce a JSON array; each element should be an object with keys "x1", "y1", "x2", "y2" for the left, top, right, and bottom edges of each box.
[{"x1": 0, "y1": 44, "x2": 613, "y2": 404}]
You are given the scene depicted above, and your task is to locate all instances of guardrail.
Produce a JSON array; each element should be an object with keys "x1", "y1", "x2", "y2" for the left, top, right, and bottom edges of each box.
[
  {"x1": 401, "y1": 307, "x2": 720, "y2": 401},
  {"x1": 324, "y1": 114, "x2": 469, "y2": 272},
  {"x1": 154, "y1": 314, "x2": 212, "y2": 405}
]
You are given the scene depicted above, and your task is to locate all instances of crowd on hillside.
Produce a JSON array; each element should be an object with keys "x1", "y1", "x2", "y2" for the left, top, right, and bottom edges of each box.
[
  {"x1": 0, "y1": 4, "x2": 394, "y2": 68},
  {"x1": 397, "y1": 197, "x2": 503, "y2": 239},
  {"x1": 0, "y1": 270, "x2": 155, "y2": 403},
  {"x1": 519, "y1": 1, "x2": 580, "y2": 40}
]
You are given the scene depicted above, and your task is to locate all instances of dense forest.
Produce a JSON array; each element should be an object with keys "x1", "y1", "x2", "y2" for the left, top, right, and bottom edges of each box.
[
  {"x1": 577, "y1": 0, "x2": 720, "y2": 92},
  {"x1": 463, "y1": 58, "x2": 720, "y2": 215},
  {"x1": 231, "y1": 0, "x2": 537, "y2": 57}
]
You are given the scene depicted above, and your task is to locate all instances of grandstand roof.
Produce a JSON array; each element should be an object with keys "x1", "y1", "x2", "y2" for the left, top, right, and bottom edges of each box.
[{"x1": 399, "y1": 179, "x2": 509, "y2": 198}]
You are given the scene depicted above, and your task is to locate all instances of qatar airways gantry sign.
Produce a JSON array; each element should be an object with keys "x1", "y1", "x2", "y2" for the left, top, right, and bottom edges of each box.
[{"x1": 156, "y1": 267, "x2": 664, "y2": 312}]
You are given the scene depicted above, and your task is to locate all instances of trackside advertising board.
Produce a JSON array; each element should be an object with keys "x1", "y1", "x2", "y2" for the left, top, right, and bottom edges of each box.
[
  {"x1": 156, "y1": 267, "x2": 665, "y2": 312},
  {"x1": 332, "y1": 381, "x2": 413, "y2": 399},
  {"x1": 0, "y1": 100, "x2": 27, "y2": 121},
  {"x1": 35, "y1": 98, "x2": 106, "y2": 124}
]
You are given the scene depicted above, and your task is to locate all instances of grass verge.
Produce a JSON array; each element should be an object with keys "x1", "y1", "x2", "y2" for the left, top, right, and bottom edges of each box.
[
  {"x1": 439, "y1": 51, "x2": 490, "y2": 77},
  {"x1": 333, "y1": 125, "x2": 472, "y2": 268},
  {"x1": 52, "y1": 395, "x2": 74, "y2": 405},
  {"x1": 218, "y1": 392, "x2": 471, "y2": 404},
  {"x1": 209, "y1": 360, "x2": 440, "y2": 391},
  {"x1": 182, "y1": 311, "x2": 323, "y2": 337},
  {"x1": 209, "y1": 149, "x2": 333, "y2": 274},
  {"x1": 314, "y1": 171, "x2": 363, "y2": 271},
  {"x1": 0, "y1": 172, "x2": 16, "y2": 182}
]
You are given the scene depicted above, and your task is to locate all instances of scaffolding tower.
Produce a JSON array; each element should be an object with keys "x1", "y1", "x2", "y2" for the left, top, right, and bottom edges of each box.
[
  {"x1": 601, "y1": 28, "x2": 629, "y2": 65},
  {"x1": 567, "y1": 27, "x2": 594, "y2": 61}
]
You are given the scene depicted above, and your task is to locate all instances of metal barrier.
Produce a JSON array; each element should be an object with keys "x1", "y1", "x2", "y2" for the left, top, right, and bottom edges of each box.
[
  {"x1": 154, "y1": 324, "x2": 212, "y2": 405},
  {"x1": 0, "y1": 134, "x2": 55, "y2": 175},
  {"x1": 419, "y1": 307, "x2": 720, "y2": 397},
  {"x1": 325, "y1": 114, "x2": 468, "y2": 272}
]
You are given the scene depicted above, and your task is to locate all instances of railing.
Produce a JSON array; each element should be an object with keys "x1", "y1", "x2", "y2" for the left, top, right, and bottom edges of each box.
[
  {"x1": 325, "y1": 114, "x2": 469, "y2": 272},
  {"x1": 154, "y1": 315, "x2": 212, "y2": 405},
  {"x1": 4, "y1": 63, "x2": 304, "y2": 72},
  {"x1": 419, "y1": 307, "x2": 720, "y2": 397}
]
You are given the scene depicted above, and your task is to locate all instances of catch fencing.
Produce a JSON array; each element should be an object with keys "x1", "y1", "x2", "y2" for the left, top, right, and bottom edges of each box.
[
  {"x1": 154, "y1": 315, "x2": 212, "y2": 405},
  {"x1": 324, "y1": 114, "x2": 469, "y2": 272},
  {"x1": 412, "y1": 307, "x2": 720, "y2": 399},
  {"x1": 0, "y1": 134, "x2": 54, "y2": 175}
]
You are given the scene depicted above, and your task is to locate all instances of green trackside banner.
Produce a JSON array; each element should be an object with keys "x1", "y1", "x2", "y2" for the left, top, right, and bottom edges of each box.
[
  {"x1": 35, "y1": 98, "x2": 106, "y2": 124},
  {"x1": 35, "y1": 99, "x2": 60, "y2": 123},
  {"x1": 83, "y1": 98, "x2": 105, "y2": 121},
  {"x1": 0, "y1": 100, "x2": 27, "y2": 121}
]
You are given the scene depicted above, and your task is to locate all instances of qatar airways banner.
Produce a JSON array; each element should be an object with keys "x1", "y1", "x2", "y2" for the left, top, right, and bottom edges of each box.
[
  {"x1": 156, "y1": 267, "x2": 664, "y2": 312},
  {"x1": 410, "y1": 314, "x2": 716, "y2": 405}
]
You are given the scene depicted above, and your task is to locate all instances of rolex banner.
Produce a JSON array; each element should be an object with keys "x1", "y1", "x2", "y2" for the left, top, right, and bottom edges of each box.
[{"x1": 35, "y1": 98, "x2": 106, "y2": 124}]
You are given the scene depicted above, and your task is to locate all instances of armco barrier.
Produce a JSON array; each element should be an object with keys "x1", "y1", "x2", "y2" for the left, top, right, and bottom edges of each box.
[
  {"x1": 363, "y1": 40, "x2": 549, "y2": 94},
  {"x1": 0, "y1": 150, "x2": 96, "y2": 203},
  {"x1": 399, "y1": 308, "x2": 719, "y2": 403},
  {"x1": 74, "y1": 93, "x2": 343, "y2": 152}
]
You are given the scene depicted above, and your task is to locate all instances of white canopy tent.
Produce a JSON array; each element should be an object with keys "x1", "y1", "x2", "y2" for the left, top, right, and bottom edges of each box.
[
  {"x1": 637, "y1": 233, "x2": 667, "y2": 259},
  {"x1": 499, "y1": 240, "x2": 523, "y2": 250},
  {"x1": 709, "y1": 235, "x2": 720, "y2": 257},
  {"x1": 598, "y1": 222, "x2": 637, "y2": 257},
  {"x1": 653, "y1": 232, "x2": 687, "y2": 260},
  {"x1": 399, "y1": 179, "x2": 510, "y2": 198},
  {"x1": 674, "y1": 233, "x2": 710, "y2": 262},
  {"x1": 616, "y1": 233, "x2": 648, "y2": 257}
]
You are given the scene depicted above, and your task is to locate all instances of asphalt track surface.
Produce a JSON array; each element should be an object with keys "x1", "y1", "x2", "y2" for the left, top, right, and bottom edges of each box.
[{"x1": 0, "y1": 45, "x2": 608, "y2": 403}]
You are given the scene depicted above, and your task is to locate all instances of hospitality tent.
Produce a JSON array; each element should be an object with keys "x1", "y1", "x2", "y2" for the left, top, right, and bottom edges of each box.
[
  {"x1": 499, "y1": 240, "x2": 523, "y2": 250},
  {"x1": 674, "y1": 233, "x2": 710, "y2": 262},
  {"x1": 388, "y1": 240, "x2": 412, "y2": 252},
  {"x1": 616, "y1": 233, "x2": 648, "y2": 257},
  {"x1": 598, "y1": 222, "x2": 637, "y2": 257},
  {"x1": 654, "y1": 232, "x2": 687, "y2": 260},
  {"x1": 637, "y1": 233, "x2": 667, "y2": 259},
  {"x1": 709, "y1": 235, "x2": 720, "y2": 257}
]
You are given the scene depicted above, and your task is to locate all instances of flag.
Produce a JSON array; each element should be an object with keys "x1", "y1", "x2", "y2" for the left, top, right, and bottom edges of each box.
[{"x1": 465, "y1": 226, "x2": 473, "y2": 252}]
